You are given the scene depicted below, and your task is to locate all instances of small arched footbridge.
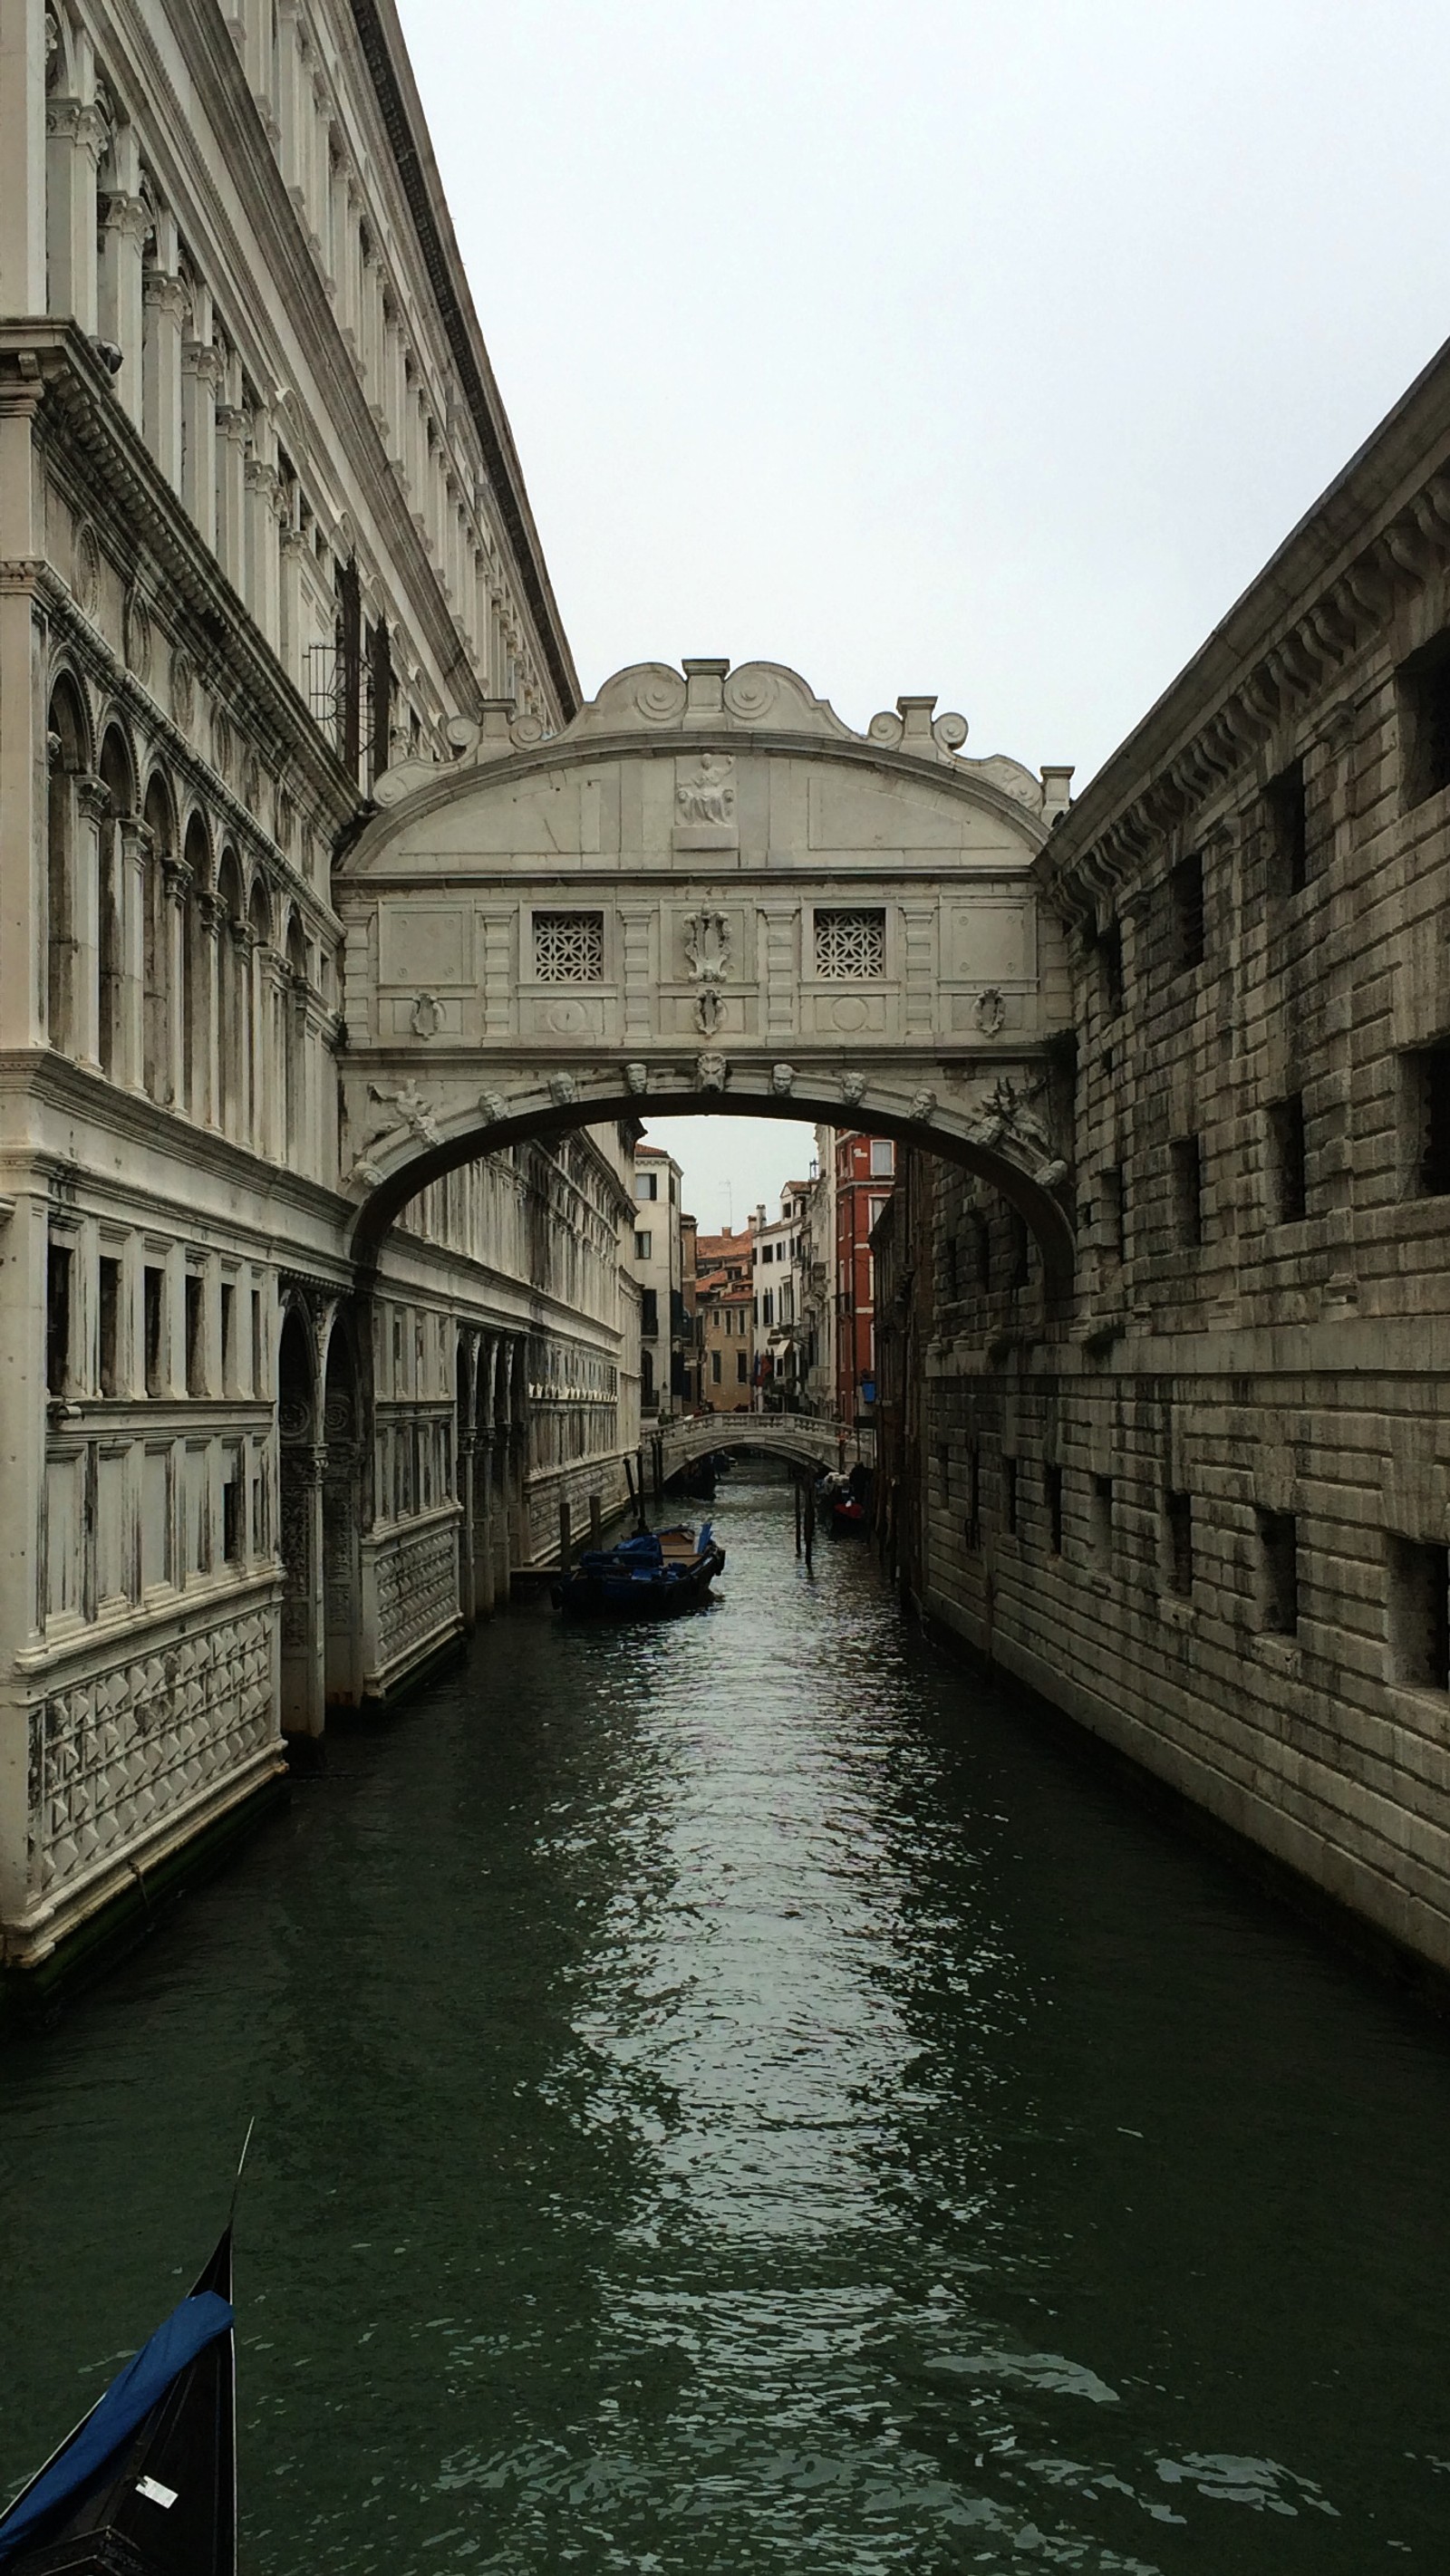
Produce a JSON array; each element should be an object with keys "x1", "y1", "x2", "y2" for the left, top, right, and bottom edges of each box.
[
  {"x1": 334, "y1": 658, "x2": 1078, "y2": 1289},
  {"x1": 660, "y1": 1413, "x2": 850, "y2": 1480}
]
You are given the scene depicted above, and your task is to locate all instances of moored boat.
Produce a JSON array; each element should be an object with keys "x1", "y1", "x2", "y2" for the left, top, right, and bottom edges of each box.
[
  {"x1": 0, "y1": 2230, "x2": 237, "y2": 2576},
  {"x1": 556, "y1": 1521, "x2": 725, "y2": 1618}
]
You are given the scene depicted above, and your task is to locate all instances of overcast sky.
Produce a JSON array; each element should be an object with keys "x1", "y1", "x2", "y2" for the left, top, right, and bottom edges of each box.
[{"x1": 396, "y1": 0, "x2": 1450, "y2": 1228}]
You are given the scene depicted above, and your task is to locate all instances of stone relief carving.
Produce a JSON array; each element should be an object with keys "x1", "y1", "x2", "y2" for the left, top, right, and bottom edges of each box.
[
  {"x1": 676, "y1": 755, "x2": 736, "y2": 826},
  {"x1": 170, "y1": 646, "x2": 195, "y2": 736},
  {"x1": 624, "y1": 1061, "x2": 651, "y2": 1096},
  {"x1": 121, "y1": 584, "x2": 150, "y2": 683},
  {"x1": 409, "y1": 992, "x2": 442, "y2": 1039},
  {"x1": 964, "y1": 1074, "x2": 1053, "y2": 1158},
  {"x1": 838, "y1": 1070, "x2": 868, "y2": 1105},
  {"x1": 909, "y1": 1087, "x2": 938, "y2": 1124},
  {"x1": 694, "y1": 989, "x2": 722, "y2": 1037},
  {"x1": 974, "y1": 987, "x2": 1007, "y2": 1036},
  {"x1": 547, "y1": 1072, "x2": 579, "y2": 1106},
  {"x1": 682, "y1": 908, "x2": 730, "y2": 979},
  {"x1": 348, "y1": 1080, "x2": 441, "y2": 1184},
  {"x1": 696, "y1": 1051, "x2": 729, "y2": 1092},
  {"x1": 770, "y1": 1062, "x2": 797, "y2": 1097},
  {"x1": 72, "y1": 519, "x2": 101, "y2": 617},
  {"x1": 478, "y1": 1088, "x2": 508, "y2": 1124}
]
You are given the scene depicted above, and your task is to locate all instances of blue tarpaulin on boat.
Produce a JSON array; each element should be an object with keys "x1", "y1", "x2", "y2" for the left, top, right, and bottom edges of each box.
[{"x1": 0, "y1": 2290, "x2": 233, "y2": 2563}]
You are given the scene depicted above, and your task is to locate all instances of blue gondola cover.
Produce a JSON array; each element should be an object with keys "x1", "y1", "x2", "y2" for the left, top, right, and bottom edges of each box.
[{"x1": 0, "y1": 2290, "x2": 234, "y2": 2563}]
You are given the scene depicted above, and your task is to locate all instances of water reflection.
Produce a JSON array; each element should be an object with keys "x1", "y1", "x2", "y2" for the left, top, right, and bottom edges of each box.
[{"x1": 3, "y1": 1474, "x2": 1450, "y2": 2571}]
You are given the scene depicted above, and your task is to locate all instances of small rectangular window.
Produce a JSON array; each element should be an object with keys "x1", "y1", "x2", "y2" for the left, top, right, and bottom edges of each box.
[
  {"x1": 46, "y1": 1241, "x2": 72, "y2": 1398},
  {"x1": 1097, "y1": 921, "x2": 1124, "y2": 1018},
  {"x1": 868, "y1": 1139, "x2": 894, "y2": 1178},
  {"x1": 144, "y1": 1266, "x2": 164, "y2": 1397},
  {"x1": 1404, "y1": 1045, "x2": 1450, "y2": 1197},
  {"x1": 1045, "y1": 1462, "x2": 1064, "y2": 1557},
  {"x1": 634, "y1": 1230, "x2": 652, "y2": 1261},
  {"x1": 1269, "y1": 1094, "x2": 1308, "y2": 1222},
  {"x1": 1008, "y1": 1211, "x2": 1030, "y2": 1289},
  {"x1": 1091, "y1": 1473, "x2": 1114, "y2": 1561},
  {"x1": 534, "y1": 910, "x2": 604, "y2": 982},
  {"x1": 1003, "y1": 1454, "x2": 1019, "y2": 1536},
  {"x1": 251, "y1": 1288, "x2": 263, "y2": 1394},
  {"x1": 1102, "y1": 1165, "x2": 1126, "y2": 1264},
  {"x1": 1266, "y1": 758, "x2": 1310, "y2": 896},
  {"x1": 98, "y1": 1255, "x2": 121, "y2": 1397},
  {"x1": 222, "y1": 1452, "x2": 244, "y2": 1565},
  {"x1": 963, "y1": 1449, "x2": 981, "y2": 1551},
  {"x1": 969, "y1": 1210, "x2": 991, "y2": 1288},
  {"x1": 816, "y1": 907, "x2": 886, "y2": 980},
  {"x1": 1258, "y1": 1508, "x2": 1299, "y2": 1634},
  {"x1": 185, "y1": 1274, "x2": 205, "y2": 1398},
  {"x1": 942, "y1": 1235, "x2": 960, "y2": 1300},
  {"x1": 640, "y1": 1288, "x2": 657, "y2": 1335},
  {"x1": 1171, "y1": 1135, "x2": 1204, "y2": 1249},
  {"x1": 1398, "y1": 631, "x2": 1450, "y2": 810},
  {"x1": 711, "y1": 1348, "x2": 721, "y2": 1385},
  {"x1": 1388, "y1": 1535, "x2": 1450, "y2": 1690},
  {"x1": 1165, "y1": 1489, "x2": 1194, "y2": 1597},
  {"x1": 220, "y1": 1282, "x2": 236, "y2": 1391},
  {"x1": 736, "y1": 1350, "x2": 748, "y2": 1384},
  {"x1": 1170, "y1": 852, "x2": 1205, "y2": 972},
  {"x1": 636, "y1": 1172, "x2": 658, "y2": 1201}
]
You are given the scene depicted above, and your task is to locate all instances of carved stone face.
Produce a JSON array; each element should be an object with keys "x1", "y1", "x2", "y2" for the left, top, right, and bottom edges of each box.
[
  {"x1": 696, "y1": 1050, "x2": 728, "y2": 1092},
  {"x1": 770, "y1": 1062, "x2": 796, "y2": 1097},
  {"x1": 624, "y1": 1061, "x2": 650, "y2": 1096}
]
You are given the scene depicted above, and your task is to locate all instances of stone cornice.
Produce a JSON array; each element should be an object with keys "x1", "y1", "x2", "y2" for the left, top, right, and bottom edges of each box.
[
  {"x1": 345, "y1": 0, "x2": 581, "y2": 721},
  {"x1": 1037, "y1": 329, "x2": 1450, "y2": 923}
]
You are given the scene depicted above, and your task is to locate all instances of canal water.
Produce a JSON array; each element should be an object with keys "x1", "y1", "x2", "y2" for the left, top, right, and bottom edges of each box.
[{"x1": 4, "y1": 1472, "x2": 1450, "y2": 2573}]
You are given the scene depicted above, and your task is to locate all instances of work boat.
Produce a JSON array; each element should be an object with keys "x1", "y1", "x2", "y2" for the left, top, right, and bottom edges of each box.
[
  {"x1": 556, "y1": 1521, "x2": 725, "y2": 1619},
  {"x1": 0, "y1": 2232, "x2": 237, "y2": 2576}
]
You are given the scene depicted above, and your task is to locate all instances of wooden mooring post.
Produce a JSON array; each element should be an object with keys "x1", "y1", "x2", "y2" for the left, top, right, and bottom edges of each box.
[
  {"x1": 558, "y1": 1499, "x2": 573, "y2": 1576},
  {"x1": 794, "y1": 1471, "x2": 803, "y2": 1557},
  {"x1": 589, "y1": 1491, "x2": 603, "y2": 1549},
  {"x1": 803, "y1": 1472, "x2": 816, "y2": 1576}
]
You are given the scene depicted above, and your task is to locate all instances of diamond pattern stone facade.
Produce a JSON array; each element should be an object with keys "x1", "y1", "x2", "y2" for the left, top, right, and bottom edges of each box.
[
  {"x1": 534, "y1": 912, "x2": 604, "y2": 983},
  {"x1": 814, "y1": 908, "x2": 886, "y2": 980}
]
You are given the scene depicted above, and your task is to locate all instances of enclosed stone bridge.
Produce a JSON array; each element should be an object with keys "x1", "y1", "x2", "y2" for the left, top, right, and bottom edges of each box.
[
  {"x1": 661, "y1": 1413, "x2": 850, "y2": 1479},
  {"x1": 335, "y1": 660, "x2": 1078, "y2": 1284}
]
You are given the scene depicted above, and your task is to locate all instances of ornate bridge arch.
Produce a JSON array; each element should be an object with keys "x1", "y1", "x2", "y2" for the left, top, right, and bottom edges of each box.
[
  {"x1": 335, "y1": 660, "x2": 1076, "y2": 1284},
  {"x1": 661, "y1": 1414, "x2": 848, "y2": 1478}
]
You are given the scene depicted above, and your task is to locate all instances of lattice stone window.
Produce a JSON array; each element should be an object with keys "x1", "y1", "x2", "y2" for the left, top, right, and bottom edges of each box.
[
  {"x1": 814, "y1": 906, "x2": 886, "y2": 980},
  {"x1": 534, "y1": 910, "x2": 604, "y2": 982}
]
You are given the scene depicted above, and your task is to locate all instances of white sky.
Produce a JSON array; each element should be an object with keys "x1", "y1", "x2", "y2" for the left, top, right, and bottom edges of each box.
[{"x1": 396, "y1": 0, "x2": 1450, "y2": 1227}]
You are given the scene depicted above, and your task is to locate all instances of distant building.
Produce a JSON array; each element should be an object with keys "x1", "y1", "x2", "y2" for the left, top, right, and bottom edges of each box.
[
  {"x1": 751, "y1": 1182, "x2": 817, "y2": 1409},
  {"x1": 694, "y1": 1224, "x2": 755, "y2": 1411},
  {"x1": 832, "y1": 1134, "x2": 897, "y2": 1423},
  {"x1": 630, "y1": 1142, "x2": 684, "y2": 1418}
]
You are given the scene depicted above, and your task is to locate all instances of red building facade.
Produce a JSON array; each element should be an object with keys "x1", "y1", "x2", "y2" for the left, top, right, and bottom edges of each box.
[{"x1": 835, "y1": 1132, "x2": 896, "y2": 1423}]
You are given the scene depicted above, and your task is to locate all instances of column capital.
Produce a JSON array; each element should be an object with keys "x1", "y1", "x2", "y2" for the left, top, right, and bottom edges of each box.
[
  {"x1": 46, "y1": 96, "x2": 107, "y2": 163},
  {"x1": 160, "y1": 856, "x2": 193, "y2": 904},
  {"x1": 118, "y1": 815, "x2": 154, "y2": 863},
  {"x1": 99, "y1": 190, "x2": 150, "y2": 244},
  {"x1": 142, "y1": 270, "x2": 188, "y2": 318},
  {"x1": 181, "y1": 337, "x2": 222, "y2": 385},
  {"x1": 74, "y1": 773, "x2": 111, "y2": 825}
]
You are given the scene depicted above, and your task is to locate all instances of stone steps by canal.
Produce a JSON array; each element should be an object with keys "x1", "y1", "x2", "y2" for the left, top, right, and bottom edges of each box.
[{"x1": 2, "y1": 1471, "x2": 1448, "y2": 2572}]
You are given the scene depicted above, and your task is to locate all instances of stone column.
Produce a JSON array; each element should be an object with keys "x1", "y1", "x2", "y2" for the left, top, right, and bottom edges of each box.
[
  {"x1": 274, "y1": 0, "x2": 305, "y2": 198},
  {"x1": 228, "y1": 915, "x2": 254, "y2": 1142},
  {"x1": 117, "y1": 815, "x2": 150, "y2": 1093},
  {"x1": 200, "y1": 890, "x2": 221, "y2": 1129},
  {"x1": 0, "y1": 369, "x2": 44, "y2": 1054},
  {"x1": 0, "y1": 0, "x2": 47, "y2": 313},
  {"x1": 180, "y1": 333, "x2": 219, "y2": 548},
  {"x1": 96, "y1": 157, "x2": 147, "y2": 429},
  {"x1": 71, "y1": 774, "x2": 108, "y2": 1067},
  {"x1": 141, "y1": 262, "x2": 186, "y2": 490},
  {"x1": 279, "y1": 522, "x2": 307, "y2": 688},
  {"x1": 244, "y1": 410, "x2": 281, "y2": 644},
  {"x1": 44, "y1": 95, "x2": 102, "y2": 333},
  {"x1": 215, "y1": 400, "x2": 247, "y2": 593},
  {"x1": 161, "y1": 858, "x2": 189, "y2": 1109}
]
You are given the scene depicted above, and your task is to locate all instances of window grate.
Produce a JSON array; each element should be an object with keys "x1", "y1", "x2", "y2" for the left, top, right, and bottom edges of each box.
[
  {"x1": 535, "y1": 911, "x2": 604, "y2": 983},
  {"x1": 815, "y1": 907, "x2": 885, "y2": 980}
]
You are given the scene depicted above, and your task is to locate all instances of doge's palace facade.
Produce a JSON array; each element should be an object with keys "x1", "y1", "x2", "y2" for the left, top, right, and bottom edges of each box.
[{"x1": 0, "y1": 0, "x2": 639, "y2": 1992}]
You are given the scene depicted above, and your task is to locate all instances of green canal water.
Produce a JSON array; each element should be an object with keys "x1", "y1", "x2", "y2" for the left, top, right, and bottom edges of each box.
[{"x1": 4, "y1": 1472, "x2": 1450, "y2": 2571}]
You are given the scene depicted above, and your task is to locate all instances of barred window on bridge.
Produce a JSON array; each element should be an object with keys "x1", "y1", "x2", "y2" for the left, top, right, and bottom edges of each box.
[
  {"x1": 534, "y1": 911, "x2": 604, "y2": 982},
  {"x1": 815, "y1": 908, "x2": 886, "y2": 980}
]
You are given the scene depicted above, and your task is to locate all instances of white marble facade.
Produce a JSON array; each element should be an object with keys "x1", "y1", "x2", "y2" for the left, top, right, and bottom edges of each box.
[{"x1": 0, "y1": 0, "x2": 637, "y2": 1983}]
